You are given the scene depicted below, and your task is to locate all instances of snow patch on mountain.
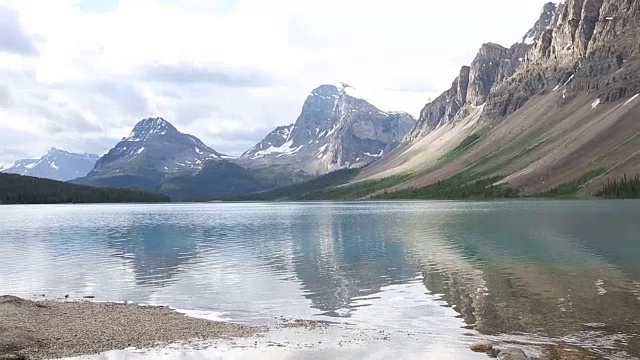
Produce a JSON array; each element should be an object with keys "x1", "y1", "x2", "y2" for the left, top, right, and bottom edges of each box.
[
  {"x1": 623, "y1": 94, "x2": 639, "y2": 106},
  {"x1": 364, "y1": 150, "x2": 384, "y2": 158},
  {"x1": 253, "y1": 140, "x2": 301, "y2": 158},
  {"x1": 522, "y1": 34, "x2": 536, "y2": 45}
]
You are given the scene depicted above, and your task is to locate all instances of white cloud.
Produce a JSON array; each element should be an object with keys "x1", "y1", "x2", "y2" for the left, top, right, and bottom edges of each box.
[{"x1": 0, "y1": 0, "x2": 553, "y2": 162}]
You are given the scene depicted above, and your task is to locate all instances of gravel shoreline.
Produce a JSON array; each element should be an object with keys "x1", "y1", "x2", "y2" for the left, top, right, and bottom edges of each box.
[{"x1": 0, "y1": 295, "x2": 257, "y2": 360}]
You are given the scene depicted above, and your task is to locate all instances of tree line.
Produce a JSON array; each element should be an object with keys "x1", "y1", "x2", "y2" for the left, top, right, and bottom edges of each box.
[
  {"x1": 0, "y1": 173, "x2": 169, "y2": 204},
  {"x1": 376, "y1": 174, "x2": 520, "y2": 200},
  {"x1": 597, "y1": 173, "x2": 640, "y2": 198}
]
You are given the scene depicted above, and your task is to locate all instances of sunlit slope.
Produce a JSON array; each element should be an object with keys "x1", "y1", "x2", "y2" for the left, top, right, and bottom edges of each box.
[{"x1": 354, "y1": 89, "x2": 640, "y2": 197}]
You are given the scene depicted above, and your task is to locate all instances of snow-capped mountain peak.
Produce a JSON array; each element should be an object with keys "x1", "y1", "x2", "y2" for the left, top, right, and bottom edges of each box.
[
  {"x1": 124, "y1": 117, "x2": 175, "y2": 142},
  {"x1": 85, "y1": 117, "x2": 226, "y2": 181},
  {"x1": 1, "y1": 149, "x2": 100, "y2": 181},
  {"x1": 240, "y1": 84, "x2": 416, "y2": 175}
]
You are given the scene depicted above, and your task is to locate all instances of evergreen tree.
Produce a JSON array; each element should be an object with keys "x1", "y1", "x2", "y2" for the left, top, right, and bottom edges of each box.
[{"x1": 597, "y1": 174, "x2": 640, "y2": 198}]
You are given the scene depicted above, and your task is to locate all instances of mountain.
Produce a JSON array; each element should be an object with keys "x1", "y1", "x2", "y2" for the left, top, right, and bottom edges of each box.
[
  {"x1": 240, "y1": 84, "x2": 416, "y2": 176},
  {"x1": 75, "y1": 117, "x2": 226, "y2": 190},
  {"x1": 73, "y1": 117, "x2": 280, "y2": 200},
  {"x1": 1, "y1": 148, "x2": 99, "y2": 181},
  {"x1": 307, "y1": 0, "x2": 640, "y2": 199}
]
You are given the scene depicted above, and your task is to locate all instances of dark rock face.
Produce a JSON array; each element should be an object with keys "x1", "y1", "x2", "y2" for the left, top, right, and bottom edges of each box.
[
  {"x1": 468, "y1": 43, "x2": 511, "y2": 106},
  {"x1": 1, "y1": 149, "x2": 99, "y2": 181},
  {"x1": 406, "y1": 3, "x2": 561, "y2": 140},
  {"x1": 241, "y1": 84, "x2": 416, "y2": 175},
  {"x1": 483, "y1": 0, "x2": 640, "y2": 121},
  {"x1": 410, "y1": 66, "x2": 470, "y2": 138},
  {"x1": 75, "y1": 118, "x2": 246, "y2": 196},
  {"x1": 408, "y1": 0, "x2": 640, "y2": 139}
]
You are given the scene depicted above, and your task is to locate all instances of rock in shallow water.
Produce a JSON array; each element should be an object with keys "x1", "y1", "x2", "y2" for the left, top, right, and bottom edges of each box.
[
  {"x1": 470, "y1": 340, "x2": 493, "y2": 352},
  {"x1": 498, "y1": 347, "x2": 529, "y2": 360}
]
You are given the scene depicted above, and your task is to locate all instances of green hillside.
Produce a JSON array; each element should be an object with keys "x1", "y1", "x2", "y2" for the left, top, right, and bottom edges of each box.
[{"x1": 223, "y1": 168, "x2": 361, "y2": 201}]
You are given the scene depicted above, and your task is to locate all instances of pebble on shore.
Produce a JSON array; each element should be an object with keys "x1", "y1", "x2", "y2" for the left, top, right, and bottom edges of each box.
[{"x1": 469, "y1": 340, "x2": 493, "y2": 352}]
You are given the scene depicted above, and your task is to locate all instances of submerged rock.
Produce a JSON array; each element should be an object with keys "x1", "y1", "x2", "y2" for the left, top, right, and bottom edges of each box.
[
  {"x1": 497, "y1": 347, "x2": 529, "y2": 360},
  {"x1": 470, "y1": 340, "x2": 493, "y2": 352}
]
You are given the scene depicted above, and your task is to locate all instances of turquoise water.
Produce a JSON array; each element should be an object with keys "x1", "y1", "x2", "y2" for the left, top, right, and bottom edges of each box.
[{"x1": 1, "y1": 201, "x2": 639, "y2": 359}]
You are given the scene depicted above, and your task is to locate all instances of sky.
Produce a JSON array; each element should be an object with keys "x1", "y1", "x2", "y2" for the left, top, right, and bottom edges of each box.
[{"x1": 0, "y1": 0, "x2": 553, "y2": 162}]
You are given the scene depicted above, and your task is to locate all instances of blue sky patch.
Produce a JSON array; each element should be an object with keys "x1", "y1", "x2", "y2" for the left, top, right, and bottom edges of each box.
[{"x1": 73, "y1": 0, "x2": 119, "y2": 14}]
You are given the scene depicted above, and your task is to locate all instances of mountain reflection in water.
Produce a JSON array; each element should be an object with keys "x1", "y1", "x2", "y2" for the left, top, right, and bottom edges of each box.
[{"x1": 0, "y1": 201, "x2": 638, "y2": 358}]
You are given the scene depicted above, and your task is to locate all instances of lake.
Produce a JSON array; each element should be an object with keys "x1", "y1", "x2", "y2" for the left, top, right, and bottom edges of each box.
[{"x1": 1, "y1": 201, "x2": 639, "y2": 359}]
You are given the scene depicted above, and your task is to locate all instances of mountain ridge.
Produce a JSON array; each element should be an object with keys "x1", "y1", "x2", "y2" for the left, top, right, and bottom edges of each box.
[
  {"x1": 406, "y1": 2, "x2": 561, "y2": 141},
  {"x1": 23, "y1": 0, "x2": 640, "y2": 201},
  {"x1": 70, "y1": 84, "x2": 419, "y2": 199},
  {"x1": 349, "y1": 0, "x2": 640, "y2": 198},
  {"x1": 73, "y1": 117, "x2": 293, "y2": 200},
  {"x1": 1, "y1": 148, "x2": 100, "y2": 182}
]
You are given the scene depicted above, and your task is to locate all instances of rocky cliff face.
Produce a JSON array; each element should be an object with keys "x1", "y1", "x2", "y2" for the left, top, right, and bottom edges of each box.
[
  {"x1": 242, "y1": 84, "x2": 416, "y2": 175},
  {"x1": 1, "y1": 148, "x2": 99, "y2": 181},
  {"x1": 482, "y1": 0, "x2": 640, "y2": 121},
  {"x1": 407, "y1": 2, "x2": 563, "y2": 140},
  {"x1": 409, "y1": 0, "x2": 640, "y2": 139},
  {"x1": 409, "y1": 66, "x2": 470, "y2": 136}
]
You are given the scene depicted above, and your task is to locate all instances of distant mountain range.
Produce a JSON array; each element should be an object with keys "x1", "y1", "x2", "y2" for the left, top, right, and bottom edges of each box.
[
  {"x1": 1, "y1": 148, "x2": 99, "y2": 182},
  {"x1": 4, "y1": 0, "x2": 639, "y2": 201},
  {"x1": 70, "y1": 85, "x2": 416, "y2": 200}
]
